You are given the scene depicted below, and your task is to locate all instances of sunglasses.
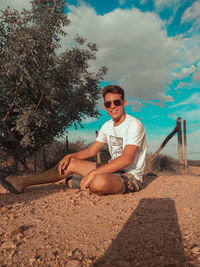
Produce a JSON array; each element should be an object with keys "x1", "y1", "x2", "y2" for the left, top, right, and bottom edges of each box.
[{"x1": 104, "y1": 99, "x2": 122, "y2": 108}]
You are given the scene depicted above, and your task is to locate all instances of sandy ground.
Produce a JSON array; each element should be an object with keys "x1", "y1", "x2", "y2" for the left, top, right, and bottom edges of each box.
[{"x1": 0, "y1": 168, "x2": 200, "y2": 266}]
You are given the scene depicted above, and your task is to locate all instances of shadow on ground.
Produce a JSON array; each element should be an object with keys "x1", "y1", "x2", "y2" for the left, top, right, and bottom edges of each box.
[
  {"x1": 142, "y1": 172, "x2": 158, "y2": 190},
  {"x1": 94, "y1": 198, "x2": 190, "y2": 266},
  {"x1": 0, "y1": 182, "x2": 67, "y2": 208}
]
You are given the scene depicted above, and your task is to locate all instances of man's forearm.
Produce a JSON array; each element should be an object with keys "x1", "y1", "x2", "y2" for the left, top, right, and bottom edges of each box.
[
  {"x1": 64, "y1": 148, "x2": 94, "y2": 162},
  {"x1": 64, "y1": 141, "x2": 104, "y2": 161},
  {"x1": 94, "y1": 154, "x2": 132, "y2": 175},
  {"x1": 92, "y1": 144, "x2": 138, "y2": 175}
]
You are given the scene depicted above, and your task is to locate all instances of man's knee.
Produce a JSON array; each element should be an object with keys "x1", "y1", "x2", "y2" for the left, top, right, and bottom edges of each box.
[
  {"x1": 64, "y1": 157, "x2": 78, "y2": 172},
  {"x1": 89, "y1": 174, "x2": 109, "y2": 195},
  {"x1": 55, "y1": 157, "x2": 77, "y2": 178},
  {"x1": 68, "y1": 157, "x2": 76, "y2": 168}
]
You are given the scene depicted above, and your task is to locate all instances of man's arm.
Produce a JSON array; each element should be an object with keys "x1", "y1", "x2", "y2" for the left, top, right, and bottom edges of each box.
[
  {"x1": 95, "y1": 144, "x2": 138, "y2": 173},
  {"x1": 80, "y1": 144, "x2": 138, "y2": 189},
  {"x1": 57, "y1": 141, "x2": 104, "y2": 175}
]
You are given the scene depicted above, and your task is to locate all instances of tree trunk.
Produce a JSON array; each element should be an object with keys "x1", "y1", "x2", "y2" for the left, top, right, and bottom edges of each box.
[
  {"x1": 43, "y1": 146, "x2": 47, "y2": 169},
  {"x1": 13, "y1": 153, "x2": 19, "y2": 173},
  {"x1": 20, "y1": 158, "x2": 28, "y2": 171}
]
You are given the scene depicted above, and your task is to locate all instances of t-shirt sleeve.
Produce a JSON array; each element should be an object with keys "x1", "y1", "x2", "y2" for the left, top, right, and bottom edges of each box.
[
  {"x1": 126, "y1": 121, "x2": 145, "y2": 147},
  {"x1": 96, "y1": 123, "x2": 107, "y2": 143}
]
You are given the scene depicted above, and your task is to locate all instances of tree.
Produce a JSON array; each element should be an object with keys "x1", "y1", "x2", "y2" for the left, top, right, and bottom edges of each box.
[{"x1": 0, "y1": 0, "x2": 107, "y2": 171}]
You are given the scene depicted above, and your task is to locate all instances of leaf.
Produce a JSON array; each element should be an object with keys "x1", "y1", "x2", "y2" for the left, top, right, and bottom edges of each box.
[{"x1": 0, "y1": 0, "x2": 106, "y2": 162}]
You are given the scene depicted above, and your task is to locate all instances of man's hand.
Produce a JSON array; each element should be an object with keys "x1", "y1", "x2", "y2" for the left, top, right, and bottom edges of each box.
[
  {"x1": 80, "y1": 170, "x2": 96, "y2": 190},
  {"x1": 57, "y1": 155, "x2": 70, "y2": 176}
]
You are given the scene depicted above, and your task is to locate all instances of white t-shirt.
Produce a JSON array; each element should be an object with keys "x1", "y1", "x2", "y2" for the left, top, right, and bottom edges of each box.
[{"x1": 96, "y1": 114, "x2": 146, "y2": 181}]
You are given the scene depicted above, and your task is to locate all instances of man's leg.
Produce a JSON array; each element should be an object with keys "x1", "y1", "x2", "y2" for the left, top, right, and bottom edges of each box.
[
  {"x1": 89, "y1": 173, "x2": 125, "y2": 195},
  {"x1": 3, "y1": 158, "x2": 97, "y2": 193}
]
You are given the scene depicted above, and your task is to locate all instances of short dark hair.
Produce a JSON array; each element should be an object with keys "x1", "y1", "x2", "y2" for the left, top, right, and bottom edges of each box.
[{"x1": 102, "y1": 85, "x2": 124, "y2": 100}]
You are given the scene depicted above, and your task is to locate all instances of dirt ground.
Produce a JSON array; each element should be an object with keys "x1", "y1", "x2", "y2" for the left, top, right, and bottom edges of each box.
[{"x1": 0, "y1": 167, "x2": 200, "y2": 266}]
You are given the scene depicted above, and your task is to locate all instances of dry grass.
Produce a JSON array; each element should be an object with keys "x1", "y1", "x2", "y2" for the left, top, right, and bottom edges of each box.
[{"x1": 145, "y1": 153, "x2": 180, "y2": 175}]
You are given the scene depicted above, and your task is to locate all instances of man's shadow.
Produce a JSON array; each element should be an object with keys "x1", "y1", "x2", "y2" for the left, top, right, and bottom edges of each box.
[
  {"x1": 94, "y1": 198, "x2": 189, "y2": 266},
  {"x1": 0, "y1": 183, "x2": 67, "y2": 208}
]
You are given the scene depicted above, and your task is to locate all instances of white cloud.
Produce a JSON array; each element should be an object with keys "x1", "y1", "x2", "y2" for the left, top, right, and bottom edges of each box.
[
  {"x1": 188, "y1": 129, "x2": 200, "y2": 139},
  {"x1": 192, "y1": 60, "x2": 200, "y2": 82},
  {"x1": 154, "y1": 0, "x2": 181, "y2": 10},
  {"x1": 193, "y1": 71, "x2": 200, "y2": 82},
  {"x1": 175, "y1": 81, "x2": 191, "y2": 90},
  {"x1": 181, "y1": 64, "x2": 196, "y2": 75},
  {"x1": 154, "y1": 0, "x2": 184, "y2": 25},
  {"x1": 0, "y1": 0, "x2": 31, "y2": 11},
  {"x1": 140, "y1": 0, "x2": 147, "y2": 4},
  {"x1": 170, "y1": 92, "x2": 200, "y2": 108},
  {"x1": 173, "y1": 108, "x2": 200, "y2": 123},
  {"x1": 64, "y1": 5, "x2": 183, "y2": 102},
  {"x1": 127, "y1": 99, "x2": 146, "y2": 112},
  {"x1": 175, "y1": 60, "x2": 200, "y2": 82},
  {"x1": 173, "y1": 64, "x2": 196, "y2": 79},
  {"x1": 173, "y1": 57, "x2": 200, "y2": 80},
  {"x1": 181, "y1": 35, "x2": 200, "y2": 64},
  {"x1": 181, "y1": 0, "x2": 200, "y2": 27},
  {"x1": 118, "y1": 0, "x2": 126, "y2": 6},
  {"x1": 82, "y1": 116, "x2": 98, "y2": 124}
]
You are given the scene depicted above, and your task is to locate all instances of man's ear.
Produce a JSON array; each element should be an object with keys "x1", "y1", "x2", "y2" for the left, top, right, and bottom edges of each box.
[{"x1": 123, "y1": 99, "x2": 127, "y2": 107}]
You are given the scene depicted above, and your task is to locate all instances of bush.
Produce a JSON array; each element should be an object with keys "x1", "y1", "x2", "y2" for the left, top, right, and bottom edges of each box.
[{"x1": 148, "y1": 153, "x2": 178, "y2": 174}]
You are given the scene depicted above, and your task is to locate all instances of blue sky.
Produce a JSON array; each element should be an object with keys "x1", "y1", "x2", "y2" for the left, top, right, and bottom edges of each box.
[{"x1": 1, "y1": 0, "x2": 200, "y2": 160}]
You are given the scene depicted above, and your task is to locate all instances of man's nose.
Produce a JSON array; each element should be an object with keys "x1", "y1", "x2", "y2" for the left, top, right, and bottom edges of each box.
[{"x1": 110, "y1": 101, "x2": 115, "y2": 108}]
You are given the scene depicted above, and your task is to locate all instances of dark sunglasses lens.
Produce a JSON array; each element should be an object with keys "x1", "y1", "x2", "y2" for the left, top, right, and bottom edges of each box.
[
  {"x1": 104, "y1": 101, "x2": 111, "y2": 108},
  {"x1": 104, "y1": 99, "x2": 122, "y2": 108},
  {"x1": 114, "y1": 99, "x2": 122, "y2": 106}
]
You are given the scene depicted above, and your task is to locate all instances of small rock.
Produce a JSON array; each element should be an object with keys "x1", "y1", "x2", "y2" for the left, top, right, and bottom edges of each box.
[
  {"x1": 196, "y1": 255, "x2": 200, "y2": 261},
  {"x1": 10, "y1": 228, "x2": 21, "y2": 238},
  {"x1": 66, "y1": 260, "x2": 81, "y2": 267},
  {"x1": 67, "y1": 250, "x2": 73, "y2": 257},
  {"x1": 53, "y1": 251, "x2": 59, "y2": 257},
  {"x1": 0, "y1": 241, "x2": 16, "y2": 250},
  {"x1": 29, "y1": 257, "x2": 36, "y2": 263},
  {"x1": 191, "y1": 246, "x2": 200, "y2": 253}
]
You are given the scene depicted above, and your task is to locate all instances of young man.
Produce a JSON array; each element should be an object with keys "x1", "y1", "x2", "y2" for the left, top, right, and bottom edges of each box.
[{"x1": 0, "y1": 85, "x2": 146, "y2": 195}]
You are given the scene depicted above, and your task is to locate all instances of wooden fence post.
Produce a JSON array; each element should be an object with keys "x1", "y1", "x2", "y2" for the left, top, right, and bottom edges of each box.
[
  {"x1": 34, "y1": 151, "x2": 37, "y2": 173},
  {"x1": 183, "y1": 120, "x2": 188, "y2": 166},
  {"x1": 95, "y1": 130, "x2": 101, "y2": 163},
  {"x1": 177, "y1": 117, "x2": 183, "y2": 164}
]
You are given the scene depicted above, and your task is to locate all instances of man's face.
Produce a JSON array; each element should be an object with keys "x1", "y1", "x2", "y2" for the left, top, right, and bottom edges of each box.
[{"x1": 104, "y1": 93, "x2": 127, "y2": 122}]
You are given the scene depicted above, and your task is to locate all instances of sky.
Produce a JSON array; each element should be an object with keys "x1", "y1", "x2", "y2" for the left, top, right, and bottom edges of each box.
[{"x1": 1, "y1": 0, "x2": 200, "y2": 160}]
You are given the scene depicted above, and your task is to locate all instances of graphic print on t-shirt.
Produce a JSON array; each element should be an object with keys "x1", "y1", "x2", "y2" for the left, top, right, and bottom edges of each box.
[{"x1": 110, "y1": 135, "x2": 123, "y2": 159}]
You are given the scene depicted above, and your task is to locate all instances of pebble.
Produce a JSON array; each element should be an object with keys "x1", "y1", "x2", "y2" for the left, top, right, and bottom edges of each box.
[
  {"x1": 197, "y1": 255, "x2": 200, "y2": 261},
  {"x1": 29, "y1": 257, "x2": 36, "y2": 263},
  {"x1": 191, "y1": 246, "x2": 200, "y2": 253},
  {"x1": 67, "y1": 251, "x2": 73, "y2": 257},
  {"x1": 66, "y1": 260, "x2": 81, "y2": 267},
  {"x1": 0, "y1": 241, "x2": 16, "y2": 250}
]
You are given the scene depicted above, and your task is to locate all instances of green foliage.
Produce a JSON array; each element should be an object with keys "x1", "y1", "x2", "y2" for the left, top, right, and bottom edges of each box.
[{"x1": 0, "y1": 0, "x2": 107, "y2": 166}]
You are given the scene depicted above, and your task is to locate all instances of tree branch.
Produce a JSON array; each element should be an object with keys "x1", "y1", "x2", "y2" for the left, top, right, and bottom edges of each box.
[
  {"x1": 1, "y1": 119, "x2": 19, "y2": 144},
  {"x1": 0, "y1": 72, "x2": 19, "y2": 144},
  {"x1": 151, "y1": 126, "x2": 178, "y2": 162},
  {"x1": 51, "y1": 0, "x2": 57, "y2": 14},
  {"x1": 2, "y1": 90, "x2": 18, "y2": 122},
  {"x1": 35, "y1": 90, "x2": 44, "y2": 110}
]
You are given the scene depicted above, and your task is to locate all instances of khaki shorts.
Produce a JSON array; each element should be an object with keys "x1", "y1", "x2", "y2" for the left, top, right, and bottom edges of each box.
[
  {"x1": 96, "y1": 163, "x2": 142, "y2": 194},
  {"x1": 117, "y1": 172, "x2": 142, "y2": 193}
]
